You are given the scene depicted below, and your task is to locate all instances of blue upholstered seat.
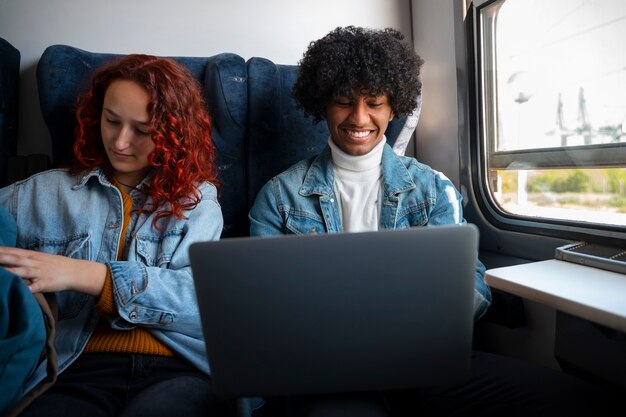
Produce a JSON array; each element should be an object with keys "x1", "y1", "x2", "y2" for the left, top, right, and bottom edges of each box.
[
  {"x1": 36, "y1": 46, "x2": 249, "y2": 238},
  {"x1": 36, "y1": 45, "x2": 418, "y2": 239},
  {"x1": 0, "y1": 38, "x2": 20, "y2": 186},
  {"x1": 245, "y1": 56, "x2": 409, "y2": 208}
]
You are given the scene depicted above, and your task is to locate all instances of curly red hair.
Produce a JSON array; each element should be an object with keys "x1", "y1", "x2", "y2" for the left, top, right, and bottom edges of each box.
[{"x1": 71, "y1": 54, "x2": 220, "y2": 227}]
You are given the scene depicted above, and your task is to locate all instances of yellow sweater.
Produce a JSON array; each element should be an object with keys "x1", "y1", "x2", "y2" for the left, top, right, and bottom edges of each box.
[{"x1": 83, "y1": 183, "x2": 173, "y2": 356}]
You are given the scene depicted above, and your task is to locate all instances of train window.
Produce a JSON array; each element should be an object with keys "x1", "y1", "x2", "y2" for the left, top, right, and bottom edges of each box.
[{"x1": 476, "y1": 0, "x2": 626, "y2": 227}]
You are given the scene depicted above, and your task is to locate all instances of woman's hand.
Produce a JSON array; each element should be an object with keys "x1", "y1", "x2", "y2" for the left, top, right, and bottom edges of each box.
[{"x1": 0, "y1": 246, "x2": 107, "y2": 296}]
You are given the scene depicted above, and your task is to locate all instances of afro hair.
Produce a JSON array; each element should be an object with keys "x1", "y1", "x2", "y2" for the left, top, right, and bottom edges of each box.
[{"x1": 293, "y1": 26, "x2": 424, "y2": 123}]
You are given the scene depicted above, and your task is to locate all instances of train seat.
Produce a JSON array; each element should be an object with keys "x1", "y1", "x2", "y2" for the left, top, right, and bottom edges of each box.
[
  {"x1": 0, "y1": 38, "x2": 20, "y2": 187},
  {"x1": 35, "y1": 45, "x2": 419, "y2": 239}
]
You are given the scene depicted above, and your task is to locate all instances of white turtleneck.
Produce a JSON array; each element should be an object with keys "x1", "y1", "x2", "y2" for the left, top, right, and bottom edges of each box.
[{"x1": 328, "y1": 137, "x2": 385, "y2": 232}]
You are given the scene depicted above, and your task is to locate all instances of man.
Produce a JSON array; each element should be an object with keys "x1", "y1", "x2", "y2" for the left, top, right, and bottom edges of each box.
[
  {"x1": 250, "y1": 26, "x2": 490, "y2": 319},
  {"x1": 249, "y1": 26, "x2": 616, "y2": 417}
]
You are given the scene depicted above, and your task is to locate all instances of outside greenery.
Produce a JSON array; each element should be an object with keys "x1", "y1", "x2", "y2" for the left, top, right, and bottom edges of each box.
[{"x1": 495, "y1": 168, "x2": 626, "y2": 223}]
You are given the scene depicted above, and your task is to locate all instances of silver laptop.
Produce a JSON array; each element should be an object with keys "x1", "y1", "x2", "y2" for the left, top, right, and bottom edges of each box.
[{"x1": 189, "y1": 224, "x2": 478, "y2": 398}]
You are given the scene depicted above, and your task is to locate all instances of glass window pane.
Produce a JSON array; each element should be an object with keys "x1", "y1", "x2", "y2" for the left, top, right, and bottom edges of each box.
[
  {"x1": 479, "y1": 0, "x2": 626, "y2": 227},
  {"x1": 491, "y1": 168, "x2": 626, "y2": 226},
  {"x1": 494, "y1": 0, "x2": 626, "y2": 152}
]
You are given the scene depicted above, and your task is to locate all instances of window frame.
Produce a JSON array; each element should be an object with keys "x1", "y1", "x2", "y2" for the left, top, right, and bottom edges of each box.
[{"x1": 464, "y1": 0, "x2": 626, "y2": 245}]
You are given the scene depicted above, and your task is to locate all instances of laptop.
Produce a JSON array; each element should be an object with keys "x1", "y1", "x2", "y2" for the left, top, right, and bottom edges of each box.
[{"x1": 189, "y1": 224, "x2": 478, "y2": 398}]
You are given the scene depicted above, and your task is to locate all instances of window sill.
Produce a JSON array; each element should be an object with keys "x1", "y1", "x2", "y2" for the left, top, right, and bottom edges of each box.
[{"x1": 484, "y1": 259, "x2": 626, "y2": 333}]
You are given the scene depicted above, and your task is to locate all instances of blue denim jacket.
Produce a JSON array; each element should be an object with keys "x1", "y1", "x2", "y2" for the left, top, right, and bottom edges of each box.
[
  {"x1": 249, "y1": 144, "x2": 491, "y2": 319},
  {"x1": 0, "y1": 168, "x2": 223, "y2": 393}
]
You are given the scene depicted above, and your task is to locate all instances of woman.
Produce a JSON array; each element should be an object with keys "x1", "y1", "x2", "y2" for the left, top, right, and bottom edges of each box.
[{"x1": 0, "y1": 55, "x2": 227, "y2": 416}]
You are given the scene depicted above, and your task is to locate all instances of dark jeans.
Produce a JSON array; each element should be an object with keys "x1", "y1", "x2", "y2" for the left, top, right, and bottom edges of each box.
[
  {"x1": 276, "y1": 351, "x2": 619, "y2": 417},
  {"x1": 19, "y1": 353, "x2": 233, "y2": 417}
]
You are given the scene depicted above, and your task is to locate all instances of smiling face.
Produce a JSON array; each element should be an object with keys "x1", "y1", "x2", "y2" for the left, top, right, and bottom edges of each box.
[
  {"x1": 101, "y1": 79, "x2": 155, "y2": 187},
  {"x1": 325, "y1": 91, "x2": 394, "y2": 156}
]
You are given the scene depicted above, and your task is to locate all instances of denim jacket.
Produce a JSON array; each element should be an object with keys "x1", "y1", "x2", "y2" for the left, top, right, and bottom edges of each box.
[
  {"x1": 249, "y1": 144, "x2": 491, "y2": 319},
  {"x1": 0, "y1": 168, "x2": 223, "y2": 393}
]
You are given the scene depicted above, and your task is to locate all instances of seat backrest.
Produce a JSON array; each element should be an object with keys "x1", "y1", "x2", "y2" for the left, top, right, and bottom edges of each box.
[
  {"x1": 244, "y1": 57, "x2": 412, "y2": 211},
  {"x1": 203, "y1": 53, "x2": 248, "y2": 238},
  {"x1": 0, "y1": 38, "x2": 20, "y2": 186},
  {"x1": 36, "y1": 45, "x2": 421, "y2": 239},
  {"x1": 36, "y1": 45, "x2": 248, "y2": 238}
]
